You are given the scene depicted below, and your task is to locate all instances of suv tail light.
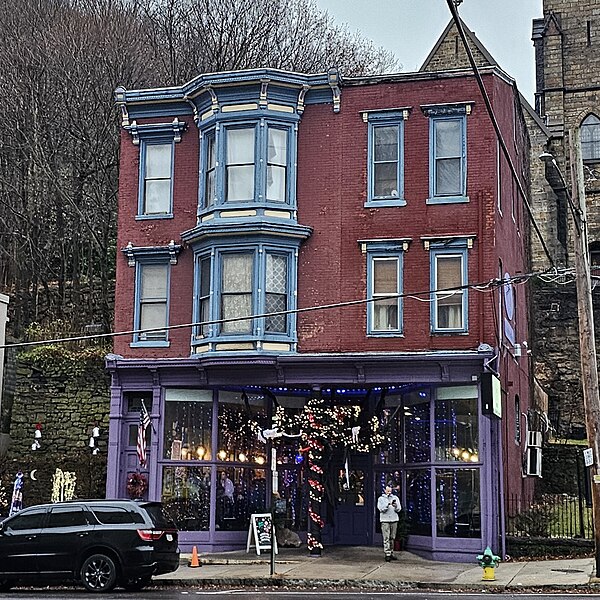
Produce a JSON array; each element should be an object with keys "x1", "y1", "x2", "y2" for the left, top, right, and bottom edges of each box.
[{"x1": 137, "y1": 529, "x2": 165, "y2": 541}]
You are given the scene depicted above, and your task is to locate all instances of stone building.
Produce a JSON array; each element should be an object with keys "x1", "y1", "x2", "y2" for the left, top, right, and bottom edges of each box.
[{"x1": 530, "y1": 0, "x2": 600, "y2": 436}]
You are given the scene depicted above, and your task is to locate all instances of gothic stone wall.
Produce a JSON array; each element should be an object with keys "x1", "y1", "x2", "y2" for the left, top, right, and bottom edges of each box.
[
  {"x1": 531, "y1": 279, "x2": 600, "y2": 438},
  {"x1": 2, "y1": 351, "x2": 110, "y2": 510}
]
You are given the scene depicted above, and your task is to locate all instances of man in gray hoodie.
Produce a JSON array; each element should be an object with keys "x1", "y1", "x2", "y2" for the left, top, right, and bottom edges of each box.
[{"x1": 377, "y1": 483, "x2": 402, "y2": 561}]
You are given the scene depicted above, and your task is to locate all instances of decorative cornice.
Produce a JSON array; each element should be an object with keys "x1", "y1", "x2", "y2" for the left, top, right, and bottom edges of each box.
[
  {"x1": 123, "y1": 240, "x2": 182, "y2": 266},
  {"x1": 181, "y1": 220, "x2": 313, "y2": 245},
  {"x1": 421, "y1": 235, "x2": 476, "y2": 250},
  {"x1": 327, "y1": 67, "x2": 342, "y2": 113},
  {"x1": 420, "y1": 101, "x2": 474, "y2": 117},
  {"x1": 297, "y1": 84, "x2": 310, "y2": 114},
  {"x1": 124, "y1": 118, "x2": 187, "y2": 145}
]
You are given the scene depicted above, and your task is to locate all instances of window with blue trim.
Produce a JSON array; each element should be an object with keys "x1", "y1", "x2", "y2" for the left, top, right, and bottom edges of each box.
[
  {"x1": 366, "y1": 111, "x2": 406, "y2": 206},
  {"x1": 135, "y1": 262, "x2": 170, "y2": 345},
  {"x1": 124, "y1": 118, "x2": 186, "y2": 219},
  {"x1": 123, "y1": 241, "x2": 181, "y2": 347},
  {"x1": 193, "y1": 243, "x2": 295, "y2": 345},
  {"x1": 200, "y1": 116, "x2": 295, "y2": 210},
  {"x1": 429, "y1": 241, "x2": 469, "y2": 333},
  {"x1": 422, "y1": 104, "x2": 470, "y2": 204},
  {"x1": 141, "y1": 140, "x2": 173, "y2": 216},
  {"x1": 365, "y1": 241, "x2": 405, "y2": 335}
]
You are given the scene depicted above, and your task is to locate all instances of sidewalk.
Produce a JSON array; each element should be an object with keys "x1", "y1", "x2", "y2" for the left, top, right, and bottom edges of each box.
[{"x1": 155, "y1": 546, "x2": 598, "y2": 591}]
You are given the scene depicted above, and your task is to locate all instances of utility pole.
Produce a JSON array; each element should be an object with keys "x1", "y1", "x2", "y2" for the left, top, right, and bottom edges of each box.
[{"x1": 569, "y1": 128, "x2": 600, "y2": 577}]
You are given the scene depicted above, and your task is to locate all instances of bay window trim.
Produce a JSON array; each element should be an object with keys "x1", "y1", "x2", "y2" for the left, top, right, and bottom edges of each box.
[{"x1": 198, "y1": 111, "x2": 298, "y2": 214}]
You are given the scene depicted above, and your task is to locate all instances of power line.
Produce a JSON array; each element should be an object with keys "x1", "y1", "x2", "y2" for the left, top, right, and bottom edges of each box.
[
  {"x1": 445, "y1": 0, "x2": 556, "y2": 269},
  {"x1": 0, "y1": 269, "x2": 554, "y2": 351}
]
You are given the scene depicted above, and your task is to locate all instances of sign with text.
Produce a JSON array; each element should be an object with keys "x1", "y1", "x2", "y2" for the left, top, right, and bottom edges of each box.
[
  {"x1": 246, "y1": 513, "x2": 278, "y2": 555},
  {"x1": 584, "y1": 448, "x2": 594, "y2": 467}
]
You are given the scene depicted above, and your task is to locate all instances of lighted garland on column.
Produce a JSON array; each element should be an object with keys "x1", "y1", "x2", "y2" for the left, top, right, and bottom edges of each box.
[{"x1": 248, "y1": 391, "x2": 389, "y2": 555}]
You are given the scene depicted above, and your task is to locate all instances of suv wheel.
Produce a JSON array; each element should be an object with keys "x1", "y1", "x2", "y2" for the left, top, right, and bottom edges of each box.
[
  {"x1": 121, "y1": 573, "x2": 152, "y2": 591},
  {"x1": 80, "y1": 553, "x2": 118, "y2": 593}
]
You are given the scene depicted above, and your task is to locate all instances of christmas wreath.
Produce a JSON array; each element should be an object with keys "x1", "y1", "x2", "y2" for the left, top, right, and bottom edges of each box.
[{"x1": 126, "y1": 472, "x2": 148, "y2": 499}]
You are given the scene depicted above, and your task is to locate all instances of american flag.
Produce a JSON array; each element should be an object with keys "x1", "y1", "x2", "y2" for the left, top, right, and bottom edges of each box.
[{"x1": 137, "y1": 400, "x2": 151, "y2": 467}]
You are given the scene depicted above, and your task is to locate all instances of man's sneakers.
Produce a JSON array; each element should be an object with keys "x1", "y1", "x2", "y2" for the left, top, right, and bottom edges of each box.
[{"x1": 385, "y1": 554, "x2": 398, "y2": 562}]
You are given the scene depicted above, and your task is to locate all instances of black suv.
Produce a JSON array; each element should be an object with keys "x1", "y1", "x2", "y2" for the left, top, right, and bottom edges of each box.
[{"x1": 0, "y1": 499, "x2": 179, "y2": 593}]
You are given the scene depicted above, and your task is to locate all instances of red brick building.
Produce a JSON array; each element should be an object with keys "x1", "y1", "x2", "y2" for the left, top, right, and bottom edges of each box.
[{"x1": 108, "y1": 64, "x2": 533, "y2": 561}]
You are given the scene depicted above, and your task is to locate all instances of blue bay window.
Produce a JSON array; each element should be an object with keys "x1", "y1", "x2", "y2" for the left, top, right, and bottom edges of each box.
[
  {"x1": 200, "y1": 114, "x2": 296, "y2": 212},
  {"x1": 427, "y1": 238, "x2": 470, "y2": 334},
  {"x1": 366, "y1": 111, "x2": 407, "y2": 207},
  {"x1": 192, "y1": 241, "x2": 297, "y2": 350},
  {"x1": 363, "y1": 240, "x2": 407, "y2": 335},
  {"x1": 422, "y1": 103, "x2": 471, "y2": 204}
]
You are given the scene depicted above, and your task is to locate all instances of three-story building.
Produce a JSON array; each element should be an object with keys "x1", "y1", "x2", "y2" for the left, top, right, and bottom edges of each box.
[{"x1": 108, "y1": 64, "x2": 533, "y2": 561}]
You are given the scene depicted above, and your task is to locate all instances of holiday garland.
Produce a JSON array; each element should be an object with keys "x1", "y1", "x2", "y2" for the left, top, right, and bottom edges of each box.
[{"x1": 250, "y1": 394, "x2": 387, "y2": 555}]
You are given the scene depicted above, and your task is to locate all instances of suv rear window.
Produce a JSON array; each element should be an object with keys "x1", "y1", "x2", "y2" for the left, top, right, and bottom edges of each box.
[
  {"x1": 142, "y1": 503, "x2": 176, "y2": 529},
  {"x1": 91, "y1": 505, "x2": 145, "y2": 525}
]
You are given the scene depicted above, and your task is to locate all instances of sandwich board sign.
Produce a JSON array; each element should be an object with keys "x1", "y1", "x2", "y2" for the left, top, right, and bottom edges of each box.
[{"x1": 246, "y1": 513, "x2": 278, "y2": 555}]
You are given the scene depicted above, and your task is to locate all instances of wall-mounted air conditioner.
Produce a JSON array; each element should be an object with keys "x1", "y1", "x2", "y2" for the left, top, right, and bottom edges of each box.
[
  {"x1": 526, "y1": 446, "x2": 542, "y2": 477},
  {"x1": 528, "y1": 431, "x2": 542, "y2": 447}
]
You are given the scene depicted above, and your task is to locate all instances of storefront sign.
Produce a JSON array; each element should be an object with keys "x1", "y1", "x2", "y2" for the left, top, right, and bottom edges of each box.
[{"x1": 246, "y1": 513, "x2": 278, "y2": 555}]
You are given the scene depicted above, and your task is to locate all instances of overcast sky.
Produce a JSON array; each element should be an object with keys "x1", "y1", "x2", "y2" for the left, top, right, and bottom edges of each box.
[{"x1": 316, "y1": 0, "x2": 542, "y2": 103}]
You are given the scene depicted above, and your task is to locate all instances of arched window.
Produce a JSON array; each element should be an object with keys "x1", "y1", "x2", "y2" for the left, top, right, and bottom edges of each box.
[{"x1": 581, "y1": 114, "x2": 600, "y2": 162}]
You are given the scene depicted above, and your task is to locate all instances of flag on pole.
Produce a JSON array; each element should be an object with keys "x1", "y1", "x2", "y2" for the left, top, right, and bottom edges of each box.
[{"x1": 137, "y1": 400, "x2": 151, "y2": 467}]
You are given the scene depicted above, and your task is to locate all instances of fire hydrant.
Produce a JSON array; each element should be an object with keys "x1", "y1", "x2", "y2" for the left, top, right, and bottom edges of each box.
[{"x1": 476, "y1": 546, "x2": 501, "y2": 581}]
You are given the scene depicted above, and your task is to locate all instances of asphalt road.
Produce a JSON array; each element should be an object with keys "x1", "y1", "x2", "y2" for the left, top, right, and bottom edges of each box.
[{"x1": 6, "y1": 591, "x2": 600, "y2": 600}]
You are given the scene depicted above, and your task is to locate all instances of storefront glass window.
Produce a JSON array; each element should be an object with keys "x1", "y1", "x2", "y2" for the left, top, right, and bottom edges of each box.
[
  {"x1": 405, "y1": 390, "x2": 431, "y2": 463},
  {"x1": 406, "y1": 469, "x2": 431, "y2": 535},
  {"x1": 435, "y1": 468, "x2": 480, "y2": 538},
  {"x1": 217, "y1": 391, "x2": 268, "y2": 463},
  {"x1": 277, "y1": 467, "x2": 307, "y2": 531},
  {"x1": 161, "y1": 465, "x2": 210, "y2": 531},
  {"x1": 276, "y1": 395, "x2": 305, "y2": 464},
  {"x1": 434, "y1": 386, "x2": 479, "y2": 463},
  {"x1": 378, "y1": 393, "x2": 403, "y2": 464},
  {"x1": 216, "y1": 467, "x2": 267, "y2": 531},
  {"x1": 163, "y1": 390, "x2": 213, "y2": 460}
]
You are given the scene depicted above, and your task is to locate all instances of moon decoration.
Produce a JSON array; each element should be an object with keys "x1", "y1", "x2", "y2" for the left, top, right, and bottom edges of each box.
[{"x1": 30, "y1": 469, "x2": 38, "y2": 481}]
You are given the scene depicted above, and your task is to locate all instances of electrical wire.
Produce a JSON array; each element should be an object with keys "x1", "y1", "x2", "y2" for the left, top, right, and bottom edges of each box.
[
  {"x1": 0, "y1": 269, "x2": 557, "y2": 350},
  {"x1": 444, "y1": 0, "x2": 556, "y2": 269}
]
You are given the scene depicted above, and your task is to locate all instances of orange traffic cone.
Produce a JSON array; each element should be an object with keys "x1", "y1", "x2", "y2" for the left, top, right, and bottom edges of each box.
[{"x1": 189, "y1": 545, "x2": 201, "y2": 568}]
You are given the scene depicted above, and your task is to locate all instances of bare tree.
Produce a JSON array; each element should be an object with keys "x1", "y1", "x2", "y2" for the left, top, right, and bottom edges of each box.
[{"x1": 0, "y1": 0, "x2": 398, "y2": 337}]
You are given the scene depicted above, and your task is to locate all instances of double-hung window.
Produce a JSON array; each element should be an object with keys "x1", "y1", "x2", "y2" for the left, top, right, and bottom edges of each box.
[
  {"x1": 423, "y1": 103, "x2": 471, "y2": 204},
  {"x1": 135, "y1": 262, "x2": 170, "y2": 345},
  {"x1": 428, "y1": 239, "x2": 470, "y2": 334},
  {"x1": 141, "y1": 141, "x2": 173, "y2": 216},
  {"x1": 200, "y1": 115, "x2": 296, "y2": 211},
  {"x1": 366, "y1": 111, "x2": 406, "y2": 206},
  {"x1": 363, "y1": 240, "x2": 406, "y2": 335},
  {"x1": 226, "y1": 127, "x2": 256, "y2": 202},
  {"x1": 123, "y1": 242, "x2": 181, "y2": 347},
  {"x1": 581, "y1": 114, "x2": 600, "y2": 162},
  {"x1": 221, "y1": 252, "x2": 254, "y2": 333},
  {"x1": 124, "y1": 118, "x2": 186, "y2": 219}
]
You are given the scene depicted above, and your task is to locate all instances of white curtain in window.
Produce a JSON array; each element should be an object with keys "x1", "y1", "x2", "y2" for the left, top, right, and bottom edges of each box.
[
  {"x1": 222, "y1": 254, "x2": 253, "y2": 333},
  {"x1": 436, "y1": 255, "x2": 463, "y2": 329},
  {"x1": 372, "y1": 258, "x2": 398, "y2": 330}
]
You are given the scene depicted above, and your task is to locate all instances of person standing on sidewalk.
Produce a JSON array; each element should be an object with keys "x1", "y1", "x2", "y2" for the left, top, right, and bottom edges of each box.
[{"x1": 377, "y1": 483, "x2": 401, "y2": 562}]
